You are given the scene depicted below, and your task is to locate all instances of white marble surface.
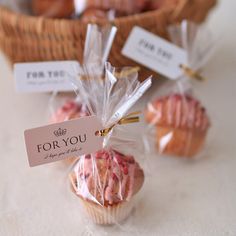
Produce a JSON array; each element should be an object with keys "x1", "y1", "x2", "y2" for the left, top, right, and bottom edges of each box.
[{"x1": 0, "y1": 1, "x2": 236, "y2": 235}]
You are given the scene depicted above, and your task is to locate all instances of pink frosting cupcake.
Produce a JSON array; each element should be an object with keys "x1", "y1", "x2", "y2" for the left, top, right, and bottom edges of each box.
[
  {"x1": 70, "y1": 149, "x2": 144, "y2": 224},
  {"x1": 146, "y1": 93, "x2": 210, "y2": 157}
]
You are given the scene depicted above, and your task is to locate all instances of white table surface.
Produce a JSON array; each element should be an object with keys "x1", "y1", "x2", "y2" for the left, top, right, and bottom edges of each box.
[{"x1": 0, "y1": 1, "x2": 236, "y2": 235}]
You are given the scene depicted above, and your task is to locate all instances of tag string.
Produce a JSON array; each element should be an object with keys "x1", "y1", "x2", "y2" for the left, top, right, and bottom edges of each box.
[
  {"x1": 180, "y1": 64, "x2": 206, "y2": 81},
  {"x1": 97, "y1": 111, "x2": 141, "y2": 137}
]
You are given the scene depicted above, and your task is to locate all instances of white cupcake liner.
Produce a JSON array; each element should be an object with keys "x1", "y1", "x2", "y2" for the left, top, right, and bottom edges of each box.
[
  {"x1": 80, "y1": 198, "x2": 134, "y2": 225},
  {"x1": 69, "y1": 173, "x2": 137, "y2": 225}
]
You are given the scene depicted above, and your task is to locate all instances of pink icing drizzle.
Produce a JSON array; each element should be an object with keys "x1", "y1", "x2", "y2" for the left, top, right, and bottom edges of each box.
[
  {"x1": 74, "y1": 149, "x2": 141, "y2": 205},
  {"x1": 149, "y1": 94, "x2": 210, "y2": 131}
]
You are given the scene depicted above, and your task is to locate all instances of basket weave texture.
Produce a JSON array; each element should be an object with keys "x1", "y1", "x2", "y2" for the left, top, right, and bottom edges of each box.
[{"x1": 0, "y1": 0, "x2": 216, "y2": 78}]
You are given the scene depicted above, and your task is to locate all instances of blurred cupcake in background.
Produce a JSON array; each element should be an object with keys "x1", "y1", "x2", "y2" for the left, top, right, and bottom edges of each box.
[{"x1": 145, "y1": 93, "x2": 210, "y2": 158}]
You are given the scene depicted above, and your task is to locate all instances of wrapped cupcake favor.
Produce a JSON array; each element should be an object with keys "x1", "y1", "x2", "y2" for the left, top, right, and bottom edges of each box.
[
  {"x1": 68, "y1": 62, "x2": 151, "y2": 225},
  {"x1": 145, "y1": 79, "x2": 210, "y2": 158},
  {"x1": 143, "y1": 21, "x2": 215, "y2": 159},
  {"x1": 56, "y1": 26, "x2": 151, "y2": 224},
  {"x1": 21, "y1": 23, "x2": 151, "y2": 226}
]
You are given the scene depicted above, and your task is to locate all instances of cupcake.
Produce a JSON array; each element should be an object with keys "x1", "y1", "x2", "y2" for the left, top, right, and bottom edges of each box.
[
  {"x1": 69, "y1": 149, "x2": 144, "y2": 225},
  {"x1": 32, "y1": 0, "x2": 75, "y2": 18},
  {"x1": 145, "y1": 94, "x2": 210, "y2": 158},
  {"x1": 50, "y1": 100, "x2": 88, "y2": 124}
]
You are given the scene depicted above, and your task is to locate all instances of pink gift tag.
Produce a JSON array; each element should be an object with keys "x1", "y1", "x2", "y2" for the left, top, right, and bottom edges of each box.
[{"x1": 24, "y1": 116, "x2": 103, "y2": 167}]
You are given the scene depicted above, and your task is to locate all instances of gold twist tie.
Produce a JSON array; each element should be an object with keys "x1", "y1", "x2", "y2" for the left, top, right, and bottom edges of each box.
[
  {"x1": 96, "y1": 111, "x2": 141, "y2": 137},
  {"x1": 180, "y1": 64, "x2": 206, "y2": 81},
  {"x1": 115, "y1": 67, "x2": 140, "y2": 79}
]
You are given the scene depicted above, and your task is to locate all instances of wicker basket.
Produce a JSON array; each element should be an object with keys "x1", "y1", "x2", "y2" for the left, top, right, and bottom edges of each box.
[{"x1": 0, "y1": 0, "x2": 216, "y2": 79}]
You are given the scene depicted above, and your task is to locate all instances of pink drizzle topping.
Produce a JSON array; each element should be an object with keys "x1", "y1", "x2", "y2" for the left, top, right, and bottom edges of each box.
[
  {"x1": 148, "y1": 93, "x2": 210, "y2": 131},
  {"x1": 73, "y1": 149, "x2": 143, "y2": 205}
]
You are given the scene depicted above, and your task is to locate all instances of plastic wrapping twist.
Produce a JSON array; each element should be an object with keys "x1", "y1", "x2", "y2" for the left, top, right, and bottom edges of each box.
[{"x1": 168, "y1": 20, "x2": 217, "y2": 81}]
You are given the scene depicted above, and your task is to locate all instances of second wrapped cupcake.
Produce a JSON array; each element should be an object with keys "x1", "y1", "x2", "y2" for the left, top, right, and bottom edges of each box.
[{"x1": 145, "y1": 79, "x2": 210, "y2": 158}]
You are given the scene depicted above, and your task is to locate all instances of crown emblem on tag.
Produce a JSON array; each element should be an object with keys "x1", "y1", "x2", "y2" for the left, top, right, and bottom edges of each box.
[{"x1": 54, "y1": 128, "x2": 67, "y2": 137}]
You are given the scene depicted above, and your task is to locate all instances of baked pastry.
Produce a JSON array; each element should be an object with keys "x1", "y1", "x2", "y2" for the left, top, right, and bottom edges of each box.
[
  {"x1": 145, "y1": 93, "x2": 210, "y2": 158},
  {"x1": 32, "y1": 0, "x2": 179, "y2": 19},
  {"x1": 146, "y1": 0, "x2": 179, "y2": 10},
  {"x1": 81, "y1": 8, "x2": 110, "y2": 21},
  {"x1": 83, "y1": 0, "x2": 149, "y2": 15},
  {"x1": 32, "y1": 0, "x2": 75, "y2": 18},
  {"x1": 50, "y1": 100, "x2": 88, "y2": 124},
  {"x1": 70, "y1": 149, "x2": 144, "y2": 224}
]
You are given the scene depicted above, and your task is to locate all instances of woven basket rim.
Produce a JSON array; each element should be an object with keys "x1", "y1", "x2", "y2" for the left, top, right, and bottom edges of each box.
[{"x1": 0, "y1": 0, "x2": 217, "y2": 73}]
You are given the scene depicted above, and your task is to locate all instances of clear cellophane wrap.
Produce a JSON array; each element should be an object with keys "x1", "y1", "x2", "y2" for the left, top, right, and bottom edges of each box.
[
  {"x1": 168, "y1": 20, "x2": 217, "y2": 81},
  {"x1": 143, "y1": 20, "x2": 216, "y2": 160},
  {"x1": 52, "y1": 23, "x2": 152, "y2": 230}
]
